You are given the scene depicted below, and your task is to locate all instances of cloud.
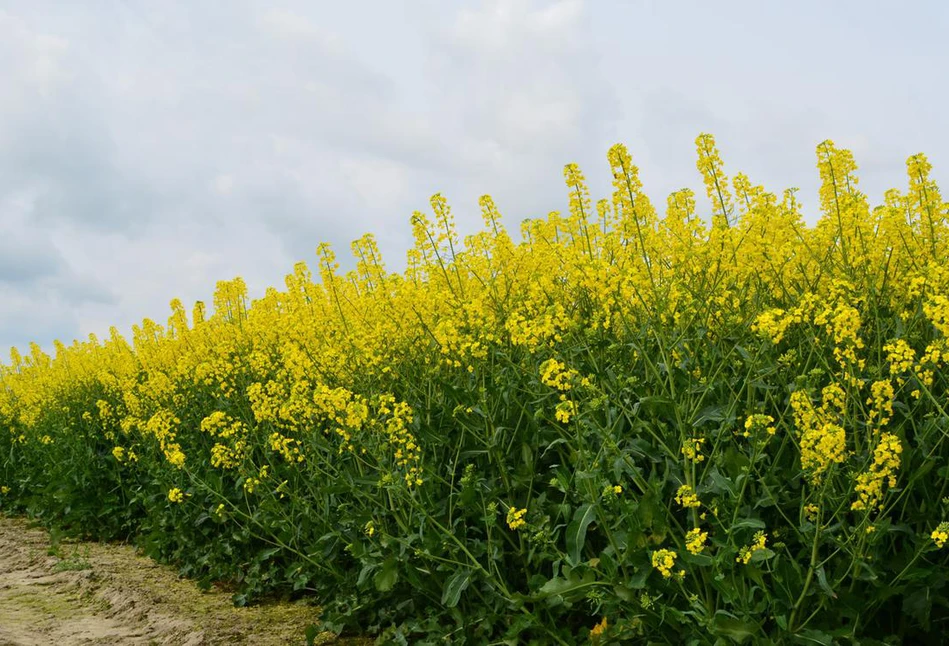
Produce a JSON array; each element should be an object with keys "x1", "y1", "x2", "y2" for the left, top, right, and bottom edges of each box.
[
  {"x1": 0, "y1": 187, "x2": 114, "y2": 354},
  {"x1": 0, "y1": 10, "x2": 160, "y2": 234},
  {"x1": 0, "y1": 229, "x2": 64, "y2": 286}
]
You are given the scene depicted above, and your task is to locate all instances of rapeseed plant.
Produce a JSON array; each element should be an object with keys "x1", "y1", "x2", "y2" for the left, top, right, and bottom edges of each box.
[{"x1": 1, "y1": 134, "x2": 948, "y2": 643}]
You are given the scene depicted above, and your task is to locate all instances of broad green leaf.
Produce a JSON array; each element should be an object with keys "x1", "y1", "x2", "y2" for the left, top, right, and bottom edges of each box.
[
  {"x1": 374, "y1": 557, "x2": 399, "y2": 592},
  {"x1": 566, "y1": 503, "x2": 596, "y2": 564},
  {"x1": 441, "y1": 568, "x2": 472, "y2": 608},
  {"x1": 732, "y1": 518, "x2": 766, "y2": 531},
  {"x1": 815, "y1": 565, "x2": 836, "y2": 599},
  {"x1": 711, "y1": 614, "x2": 760, "y2": 643}
]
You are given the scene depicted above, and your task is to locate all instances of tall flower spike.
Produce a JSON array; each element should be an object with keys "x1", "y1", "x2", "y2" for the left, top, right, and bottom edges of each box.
[
  {"x1": 907, "y1": 153, "x2": 945, "y2": 258},
  {"x1": 563, "y1": 162, "x2": 594, "y2": 257},
  {"x1": 695, "y1": 133, "x2": 734, "y2": 228},
  {"x1": 192, "y1": 301, "x2": 206, "y2": 327}
]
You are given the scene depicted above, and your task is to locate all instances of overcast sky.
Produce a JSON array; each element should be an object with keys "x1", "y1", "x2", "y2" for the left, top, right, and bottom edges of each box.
[{"x1": 2, "y1": 0, "x2": 947, "y2": 355}]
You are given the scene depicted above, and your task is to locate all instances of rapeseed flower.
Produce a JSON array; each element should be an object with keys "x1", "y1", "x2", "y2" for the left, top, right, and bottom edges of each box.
[
  {"x1": 685, "y1": 528, "x2": 708, "y2": 555},
  {"x1": 651, "y1": 548, "x2": 681, "y2": 578},
  {"x1": 737, "y1": 531, "x2": 767, "y2": 564},
  {"x1": 681, "y1": 437, "x2": 706, "y2": 462},
  {"x1": 675, "y1": 484, "x2": 701, "y2": 509},
  {"x1": 506, "y1": 507, "x2": 527, "y2": 531},
  {"x1": 932, "y1": 522, "x2": 949, "y2": 549},
  {"x1": 589, "y1": 616, "x2": 608, "y2": 643}
]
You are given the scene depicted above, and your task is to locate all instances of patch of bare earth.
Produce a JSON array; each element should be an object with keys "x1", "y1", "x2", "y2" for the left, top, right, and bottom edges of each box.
[{"x1": 0, "y1": 515, "x2": 358, "y2": 646}]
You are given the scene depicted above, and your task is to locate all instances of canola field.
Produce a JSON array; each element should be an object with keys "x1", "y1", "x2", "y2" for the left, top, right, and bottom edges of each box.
[{"x1": 2, "y1": 135, "x2": 949, "y2": 643}]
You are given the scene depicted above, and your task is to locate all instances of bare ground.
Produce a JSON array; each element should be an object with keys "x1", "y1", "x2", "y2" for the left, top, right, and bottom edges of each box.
[{"x1": 0, "y1": 515, "x2": 354, "y2": 646}]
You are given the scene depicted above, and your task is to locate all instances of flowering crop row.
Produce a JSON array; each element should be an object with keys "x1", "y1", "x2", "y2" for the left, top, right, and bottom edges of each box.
[{"x1": 2, "y1": 135, "x2": 949, "y2": 643}]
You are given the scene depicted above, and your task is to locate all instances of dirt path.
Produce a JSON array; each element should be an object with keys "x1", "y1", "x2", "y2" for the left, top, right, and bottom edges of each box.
[{"x1": 0, "y1": 515, "x2": 348, "y2": 646}]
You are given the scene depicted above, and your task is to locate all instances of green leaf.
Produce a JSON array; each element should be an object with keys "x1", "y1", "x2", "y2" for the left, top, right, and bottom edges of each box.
[
  {"x1": 627, "y1": 567, "x2": 649, "y2": 589},
  {"x1": 533, "y1": 568, "x2": 596, "y2": 601},
  {"x1": 521, "y1": 443, "x2": 533, "y2": 468},
  {"x1": 566, "y1": 503, "x2": 596, "y2": 564},
  {"x1": 903, "y1": 586, "x2": 932, "y2": 630},
  {"x1": 709, "y1": 468, "x2": 738, "y2": 498},
  {"x1": 638, "y1": 396, "x2": 675, "y2": 419},
  {"x1": 796, "y1": 629, "x2": 834, "y2": 645},
  {"x1": 815, "y1": 565, "x2": 836, "y2": 599},
  {"x1": 541, "y1": 438, "x2": 569, "y2": 458},
  {"x1": 693, "y1": 404, "x2": 727, "y2": 427},
  {"x1": 732, "y1": 518, "x2": 766, "y2": 531},
  {"x1": 683, "y1": 552, "x2": 714, "y2": 567},
  {"x1": 749, "y1": 548, "x2": 775, "y2": 564},
  {"x1": 356, "y1": 563, "x2": 375, "y2": 587},
  {"x1": 374, "y1": 556, "x2": 399, "y2": 592},
  {"x1": 711, "y1": 614, "x2": 760, "y2": 643},
  {"x1": 441, "y1": 568, "x2": 472, "y2": 608},
  {"x1": 613, "y1": 584, "x2": 635, "y2": 601}
]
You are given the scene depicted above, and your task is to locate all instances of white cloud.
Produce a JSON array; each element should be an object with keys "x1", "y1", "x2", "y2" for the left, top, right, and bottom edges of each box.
[
  {"x1": 212, "y1": 174, "x2": 235, "y2": 196},
  {"x1": 0, "y1": 10, "x2": 71, "y2": 96}
]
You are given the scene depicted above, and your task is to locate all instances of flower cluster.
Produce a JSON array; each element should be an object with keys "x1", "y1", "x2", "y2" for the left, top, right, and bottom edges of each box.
[
  {"x1": 506, "y1": 507, "x2": 527, "y2": 531},
  {"x1": 737, "y1": 531, "x2": 768, "y2": 565},
  {"x1": 675, "y1": 484, "x2": 701, "y2": 509},
  {"x1": 852, "y1": 432, "x2": 902, "y2": 511},
  {"x1": 651, "y1": 548, "x2": 681, "y2": 579},
  {"x1": 933, "y1": 522, "x2": 949, "y2": 549},
  {"x1": 790, "y1": 386, "x2": 849, "y2": 483},
  {"x1": 685, "y1": 528, "x2": 708, "y2": 555}
]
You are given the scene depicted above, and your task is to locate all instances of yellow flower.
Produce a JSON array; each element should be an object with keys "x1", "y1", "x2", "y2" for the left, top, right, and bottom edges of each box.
[
  {"x1": 866, "y1": 380, "x2": 895, "y2": 429},
  {"x1": 589, "y1": 616, "x2": 608, "y2": 642},
  {"x1": 675, "y1": 484, "x2": 701, "y2": 509},
  {"x1": 791, "y1": 388, "x2": 848, "y2": 483},
  {"x1": 932, "y1": 522, "x2": 949, "y2": 549},
  {"x1": 685, "y1": 528, "x2": 708, "y2": 555},
  {"x1": 0, "y1": 486, "x2": 10, "y2": 495},
  {"x1": 851, "y1": 432, "x2": 902, "y2": 511},
  {"x1": 364, "y1": 521, "x2": 375, "y2": 537},
  {"x1": 737, "y1": 531, "x2": 767, "y2": 564},
  {"x1": 744, "y1": 414, "x2": 776, "y2": 437},
  {"x1": 167, "y1": 488, "x2": 185, "y2": 504},
  {"x1": 506, "y1": 506, "x2": 527, "y2": 531},
  {"x1": 804, "y1": 503, "x2": 819, "y2": 522},
  {"x1": 752, "y1": 309, "x2": 793, "y2": 344},
  {"x1": 612, "y1": 485, "x2": 623, "y2": 495},
  {"x1": 681, "y1": 437, "x2": 705, "y2": 462},
  {"x1": 112, "y1": 446, "x2": 126, "y2": 462},
  {"x1": 539, "y1": 358, "x2": 578, "y2": 391},
  {"x1": 651, "y1": 548, "x2": 680, "y2": 578},
  {"x1": 554, "y1": 400, "x2": 577, "y2": 424}
]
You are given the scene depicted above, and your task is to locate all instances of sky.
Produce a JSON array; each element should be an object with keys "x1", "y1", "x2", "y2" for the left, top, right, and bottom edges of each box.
[{"x1": 2, "y1": 0, "x2": 948, "y2": 356}]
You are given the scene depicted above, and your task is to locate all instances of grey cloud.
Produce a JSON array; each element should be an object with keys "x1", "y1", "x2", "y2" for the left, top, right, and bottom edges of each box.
[
  {"x1": 0, "y1": 287, "x2": 82, "y2": 354},
  {"x1": 45, "y1": 273, "x2": 116, "y2": 306},
  {"x1": 0, "y1": 236, "x2": 64, "y2": 285},
  {"x1": 0, "y1": 10, "x2": 163, "y2": 234}
]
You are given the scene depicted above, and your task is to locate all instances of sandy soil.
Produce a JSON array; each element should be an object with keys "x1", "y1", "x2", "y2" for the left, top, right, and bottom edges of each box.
[{"x1": 0, "y1": 515, "x2": 351, "y2": 646}]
